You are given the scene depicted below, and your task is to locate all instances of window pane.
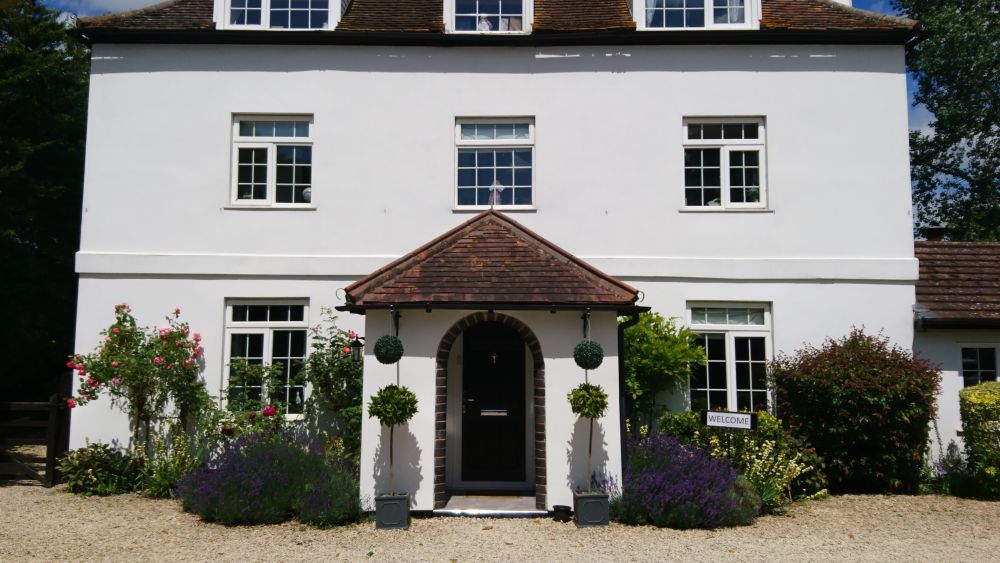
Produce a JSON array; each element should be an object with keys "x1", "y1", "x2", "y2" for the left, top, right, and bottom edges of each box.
[
  {"x1": 981, "y1": 348, "x2": 997, "y2": 370},
  {"x1": 707, "y1": 308, "x2": 727, "y2": 325},
  {"x1": 691, "y1": 308, "x2": 707, "y2": 324},
  {"x1": 247, "y1": 305, "x2": 268, "y2": 322},
  {"x1": 736, "y1": 391, "x2": 751, "y2": 412},
  {"x1": 705, "y1": 333, "x2": 726, "y2": 360},
  {"x1": 747, "y1": 308, "x2": 765, "y2": 325},
  {"x1": 709, "y1": 391, "x2": 727, "y2": 409},
  {"x1": 513, "y1": 188, "x2": 532, "y2": 205},
  {"x1": 708, "y1": 361, "x2": 727, "y2": 388},
  {"x1": 690, "y1": 366, "x2": 707, "y2": 389},
  {"x1": 723, "y1": 123, "x2": 743, "y2": 139},
  {"x1": 691, "y1": 392, "x2": 707, "y2": 412},
  {"x1": 702, "y1": 124, "x2": 722, "y2": 139}
]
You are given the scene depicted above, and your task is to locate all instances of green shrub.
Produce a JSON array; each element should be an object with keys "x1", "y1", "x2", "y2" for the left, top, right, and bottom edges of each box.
[
  {"x1": 660, "y1": 411, "x2": 826, "y2": 512},
  {"x1": 298, "y1": 454, "x2": 362, "y2": 527},
  {"x1": 770, "y1": 329, "x2": 940, "y2": 493},
  {"x1": 957, "y1": 382, "x2": 1000, "y2": 498},
  {"x1": 141, "y1": 428, "x2": 202, "y2": 498},
  {"x1": 58, "y1": 443, "x2": 141, "y2": 496}
]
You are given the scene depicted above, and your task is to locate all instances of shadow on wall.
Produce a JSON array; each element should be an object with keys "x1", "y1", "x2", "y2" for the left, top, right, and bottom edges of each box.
[
  {"x1": 371, "y1": 423, "x2": 422, "y2": 505},
  {"x1": 565, "y1": 416, "x2": 609, "y2": 491}
]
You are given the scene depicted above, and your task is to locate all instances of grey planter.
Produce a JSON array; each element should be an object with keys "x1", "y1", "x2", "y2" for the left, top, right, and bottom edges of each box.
[
  {"x1": 573, "y1": 491, "x2": 609, "y2": 527},
  {"x1": 374, "y1": 494, "x2": 410, "y2": 529}
]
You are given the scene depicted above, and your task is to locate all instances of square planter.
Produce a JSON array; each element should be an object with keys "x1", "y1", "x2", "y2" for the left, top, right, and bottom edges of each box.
[
  {"x1": 374, "y1": 494, "x2": 410, "y2": 530},
  {"x1": 573, "y1": 490, "x2": 609, "y2": 527}
]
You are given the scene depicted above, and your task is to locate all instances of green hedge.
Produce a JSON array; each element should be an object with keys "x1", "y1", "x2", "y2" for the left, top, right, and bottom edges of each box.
[{"x1": 959, "y1": 382, "x2": 1000, "y2": 498}]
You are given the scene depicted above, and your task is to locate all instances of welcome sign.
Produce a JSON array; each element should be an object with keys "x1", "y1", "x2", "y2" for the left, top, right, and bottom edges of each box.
[{"x1": 700, "y1": 410, "x2": 758, "y2": 430}]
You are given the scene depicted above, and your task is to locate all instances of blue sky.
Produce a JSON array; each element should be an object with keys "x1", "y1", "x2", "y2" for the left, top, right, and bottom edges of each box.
[{"x1": 45, "y1": 0, "x2": 930, "y2": 132}]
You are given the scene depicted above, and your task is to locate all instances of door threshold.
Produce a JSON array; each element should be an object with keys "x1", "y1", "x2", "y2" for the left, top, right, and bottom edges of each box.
[{"x1": 437, "y1": 493, "x2": 544, "y2": 517}]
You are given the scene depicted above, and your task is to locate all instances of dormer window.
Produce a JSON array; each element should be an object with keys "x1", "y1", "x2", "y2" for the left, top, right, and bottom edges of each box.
[
  {"x1": 227, "y1": 0, "x2": 329, "y2": 29},
  {"x1": 643, "y1": 0, "x2": 750, "y2": 29},
  {"x1": 452, "y1": 0, "x2": 528, "y2": 33}
]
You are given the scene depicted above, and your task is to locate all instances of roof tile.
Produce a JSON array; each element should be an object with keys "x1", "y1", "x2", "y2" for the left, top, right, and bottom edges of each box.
[
  {"x1": 345, "y1": 210, "x2": 640, "y2": 309},
  {"x1": 916, "y1": 241, "x2": 1000, "y2": 321},
  {"x1": 80, "y1": 0, "x2": 917, "y2": 34}
]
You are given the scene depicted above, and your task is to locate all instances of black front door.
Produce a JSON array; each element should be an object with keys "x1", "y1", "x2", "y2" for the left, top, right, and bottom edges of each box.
[{"x1": 461, "y1": 322, "x2": 526, "y2": 483}]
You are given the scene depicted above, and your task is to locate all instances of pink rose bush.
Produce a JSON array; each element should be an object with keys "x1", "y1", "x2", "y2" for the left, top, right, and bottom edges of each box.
[{"x1": 66, "y1": 303, "x2": 209, "y2": 445}]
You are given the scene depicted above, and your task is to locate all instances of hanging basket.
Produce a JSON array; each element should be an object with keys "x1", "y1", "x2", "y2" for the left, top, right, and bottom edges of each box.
[
  {"x1": 374, "y1": 334, "x2": 404, "y2": 364},
  {"x1": 574, "y1": 340, "x2": 604, "y2": 370}
]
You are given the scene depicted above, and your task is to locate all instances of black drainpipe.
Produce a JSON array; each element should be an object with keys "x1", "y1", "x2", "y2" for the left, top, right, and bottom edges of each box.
[{"x1": 618, "y1": 311, "x2": 642, "y2": 468}]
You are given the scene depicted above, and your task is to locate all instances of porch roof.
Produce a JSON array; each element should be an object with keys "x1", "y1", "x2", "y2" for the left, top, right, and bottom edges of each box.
[{"x1": 341, "y1": 210, "x2": 643, "y2": 313}]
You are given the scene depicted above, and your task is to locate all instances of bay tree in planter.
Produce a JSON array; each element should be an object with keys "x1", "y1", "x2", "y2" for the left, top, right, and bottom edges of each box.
[
  {"x1": 567, "y1": 382, "x2": 610, "y2": 527},
  {"x1": 368, "y1": 383, "x2": 418, "y2": 529}
]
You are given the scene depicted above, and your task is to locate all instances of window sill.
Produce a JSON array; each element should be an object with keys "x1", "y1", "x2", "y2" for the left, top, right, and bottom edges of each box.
[
  {"x1": 448, "y1": 30, "x2": 531, "y2": 35},
  {"x1": 223, "y1": 205, "x2": 317, "y2": 211},
  {"x1": 678, "y1": 207, "x2": 773, "y2": 214},
  {"x1": 453, "y1": 205, "x2": 536, "y2": 213}
]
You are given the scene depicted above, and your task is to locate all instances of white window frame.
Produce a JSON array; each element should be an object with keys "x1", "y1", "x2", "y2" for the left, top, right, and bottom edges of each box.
[
  {"x1": 688, "y1": 302, "x2": 772, "y2": 413},
  {"x1": 959, "y1": 344, "x2": 1000, "y2": 387},
  {"x1": 222, "y1": 299, "x2": 310, "y2": 419},
  {"x1": 682, "y1": 117, "x2": 767, "y2": 211},
  {"x1": 638, "y1": 0, "x2": 760, "y2": 31},
  {"x1": 454, "y1": 117, "x2": 536, "y2": 210},
  {"x1": 445, "y1": 0, "x2": 533, "y2": 34},
  {"x1": 230, "y1": 115, "x2": 314, "y2": 208},
  {"x1": 221, "y1": 0, "x2": 335, "y2": 30}
]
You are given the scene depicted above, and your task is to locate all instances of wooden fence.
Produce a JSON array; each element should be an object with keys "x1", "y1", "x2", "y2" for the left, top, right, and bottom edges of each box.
[{"x1": 0, "y1": 377, "x2": 72, "y2": 487}]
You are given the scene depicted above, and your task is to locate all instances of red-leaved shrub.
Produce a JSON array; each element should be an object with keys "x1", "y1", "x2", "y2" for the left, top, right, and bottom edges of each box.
[{"x1": 770, "y1": 329, "x2": 939, "y2": 493}]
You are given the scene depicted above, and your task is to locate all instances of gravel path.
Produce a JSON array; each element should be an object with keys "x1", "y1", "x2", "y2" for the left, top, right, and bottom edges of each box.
[{"x1": 1, "y1": 484, "x2": 997, "y2": 562}]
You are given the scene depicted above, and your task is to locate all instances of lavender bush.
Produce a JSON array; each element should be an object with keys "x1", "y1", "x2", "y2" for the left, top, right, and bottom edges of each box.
[
  {"x1": 176, "y1": 427, "x2": 359, "y2": 526},
  {"x1": 612, "y1": 435, "x2": 760, "y2": 529}
]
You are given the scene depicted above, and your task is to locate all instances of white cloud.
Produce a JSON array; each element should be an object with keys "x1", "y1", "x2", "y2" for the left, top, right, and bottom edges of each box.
[
  {"x1": 52, "y1": 0, "x2": 161, "y2": 17},
  {"x1": 910, "y1": 103, "x2": 935, "y2": 136}
]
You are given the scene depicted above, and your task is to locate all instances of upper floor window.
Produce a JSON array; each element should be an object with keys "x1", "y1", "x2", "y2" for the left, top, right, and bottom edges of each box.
[
  {"x1": 453, "y1": 0, "x2": 528, "y2": 32},
  {"x1": 455, "y1": 119, "x2": 534, "y2": 209},
  {"x1": 688, "y1": 303, "x2": 771, "y2": 413},
  {"x1": 229, "y1": 0, "x2": 329, "y2": 29},
  {"x1": 644, "y1": 0, "x2": 750, "y2": 29},
  {"x1": 232, "y1": 116, "x2": 313, "y2": 207},
  {"x1": 683, "y1": 118, "x2": 766, "y2": 210},
  {"x1": 962, "y1": 347, "x2": 997, "y2": 387}
]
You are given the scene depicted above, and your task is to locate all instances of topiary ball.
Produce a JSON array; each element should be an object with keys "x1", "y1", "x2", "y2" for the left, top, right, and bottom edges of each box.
[
  {"x1": 574, "y1": 340, "x2": 604, "y2": 370},
  {"x1": 567, "y1": 383, "x2": 609, "y2": 419},
  {"x1": 374, "y1": 335, "x2": 404, "y2": 364}
]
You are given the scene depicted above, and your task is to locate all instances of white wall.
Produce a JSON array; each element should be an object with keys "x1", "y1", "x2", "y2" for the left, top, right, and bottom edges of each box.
[
  {"x1": 914, "y1": 330, "x2": 1000, "y2": 457},
  {"x1": 80, "y1": 43, "x2": 915, "y2": 283}
]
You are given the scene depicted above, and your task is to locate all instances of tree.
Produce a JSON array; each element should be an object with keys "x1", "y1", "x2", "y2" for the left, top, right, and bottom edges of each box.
[
  {"x1": 0, "y1": 0, "x2": 88, "y2": 399},
  {"x1": 895, "y1": 0, "x2": 1000, "y2": 240},
  {"x1": 622, "y1": 312, "x2": 705, "y2": 433}
]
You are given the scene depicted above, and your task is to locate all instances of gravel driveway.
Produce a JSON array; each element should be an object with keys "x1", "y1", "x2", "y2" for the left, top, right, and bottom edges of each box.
[{"x1": 1, "y1": 483, "x2": 997, "y2": 562}]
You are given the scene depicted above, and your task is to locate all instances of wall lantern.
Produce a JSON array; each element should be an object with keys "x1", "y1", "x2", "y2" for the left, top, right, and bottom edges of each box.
[{"x1": 350, "y1": 336, "x2": 365, "y2": 363}]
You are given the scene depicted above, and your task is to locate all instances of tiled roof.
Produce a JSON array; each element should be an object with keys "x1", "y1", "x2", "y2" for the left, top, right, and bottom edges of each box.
[
  {"x1": 344, "y1": 210, "x2": 640, "y2": 310},
  {"x1": 915, "y1": 241, "x2": 1000, "y2": 322},
  {"x1": 533, "y1": 0, "x2": 634, "y2": 32},
  {"x1": 761, "y1": 0, "x2": 916, "y2": 31},
  {"x1": 338, "y1": 0, "x2": 444, "y2": 32},
  {"x1": 79, "y1": 0, "x2": 916, "y2": 34},
  {"x1": 80, "y1": 0, "x2": 213, "y2": 30}
]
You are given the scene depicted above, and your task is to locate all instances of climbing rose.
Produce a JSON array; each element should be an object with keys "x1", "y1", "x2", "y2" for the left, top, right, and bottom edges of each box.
[
  {"x1": 66, "y1": 398, "x2": 76, "y2": 409},
  {"x1": 193, "y1": 332, "x2": 202, "y2": 342},
  {"x1": 153, "y1": 356, "x2": 163, "y2": 365},
  {"x1": 342, "y1": 346, "x2": 351, "y2": 354},
  {"x1": 262, "y1": 405, "x2": 277, "y2": 417},
  {"x1": 86, "y1": 377, "x2": 98, "y2": 388},
  {"x1": 112, "y1": 377, "x2": 121, "y2": 385},
  {"x1": 112, "y1": 327, "x2": 121, "y2": 334},
  {"x1": 65, "y1": 360, "x2": 75, "y2": 369},
  {"x1": 183, "y1": 359, "x2": 191, "y2": 367},
  {"x1": 111, "y1": 361, "x2": 120, "y2": 368},
  {"x1": 159, "y1": 327, "x2": 170, "y2": 337},
  {"x1": 348, "y1": 330, "x2": 357, "y2": 340},
  {"x1": 174, "y1": 307, "x2": 181, "y2": 315}
]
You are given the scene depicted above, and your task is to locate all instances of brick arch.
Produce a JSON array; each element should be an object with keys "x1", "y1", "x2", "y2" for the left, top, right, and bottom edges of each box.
[{"x1": 434, "y1": 311, "x2": 546, "y2": 510}]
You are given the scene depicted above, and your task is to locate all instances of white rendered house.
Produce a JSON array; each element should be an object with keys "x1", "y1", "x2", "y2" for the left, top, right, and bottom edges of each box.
[{"x1": 72, "y1": 0, "x2": 922, "y2": 511}]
